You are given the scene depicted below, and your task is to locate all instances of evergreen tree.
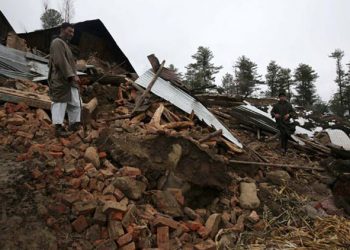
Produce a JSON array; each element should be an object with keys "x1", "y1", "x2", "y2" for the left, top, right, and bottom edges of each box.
[
  {"x1": 234, "y1": 55, "x2": 260, "y2": 97},
  {"x1": 294, "y1": 63, "x2": 318, "y2": 107},
  {"x1": 185, "y1": 46, "x2": 222, "y2": 92},
  {"x1": 265, "y1": 61, "x2": 280, "y2": 97},
  {"x1": 168, "y1": 64, "x2": 183, "y2": 81},
  {"x1": 329, "y1": 49, "x2": 346, "y2": 116},
  {"x1": 41, "y1": 8, "x2": 64, "y2": 29},
  {"x1": 221, "y1": 73, "x2": 235, "y2": 95},
  {"x1": 276, "y1": 67, "x2": 293, "y2": 99}
]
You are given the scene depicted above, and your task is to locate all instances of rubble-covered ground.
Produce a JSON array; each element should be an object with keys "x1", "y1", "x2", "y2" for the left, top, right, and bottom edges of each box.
[{"x1": 0, "y1": 91, "x2": 349, "y2": 250}]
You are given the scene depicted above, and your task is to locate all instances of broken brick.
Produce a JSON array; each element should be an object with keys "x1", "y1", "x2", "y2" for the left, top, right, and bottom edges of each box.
[
  {"x1": 72, "y1": 215, "x2": 89, "y2": 233},
  {"x1": 152, "y1": 215, "x2": 179, "y2": 229},
  {"x1": 102, "y1": 200, "x2": 128, "y2": 214},
  {"x1": 157, "y1": 226, "x2": 169, "y2": 250},
  {"x1": 117, "y1": 232, "x2": 133, "y2": 247},
  {"x1": 74, "y1": 201, "x2": 97, "y2": 215},
  {"x1": 107, "y1": 220, "x2": 124, "y2": 240},
  {"x1": 93, "y1": 206, "x2": 107, "y2": 225},
  {"x1": 185, "y1": 220, "x2": 202, "y2": 231},
  {"x1": 119, "y1": 166, "x2": 141, "y2": 177},
  {"x1": 119, "y1": 241, "x2": 136, "y2": 250},
  {"x1": 194, "y1": 239, "x2": 216, "y2": 250}
]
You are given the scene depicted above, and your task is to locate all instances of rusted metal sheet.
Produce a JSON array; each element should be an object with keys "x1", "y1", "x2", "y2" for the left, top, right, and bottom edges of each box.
[{"x1": 135, "y1": 70, "x2": 242, "y2": 148}]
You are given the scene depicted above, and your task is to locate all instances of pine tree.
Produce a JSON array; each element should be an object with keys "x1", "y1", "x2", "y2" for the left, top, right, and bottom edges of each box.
[
  {"x1": 41, "y1": 9, "x2": 64, "y2": 29},
  {"x1": 234, "y1": 56, "x2": 260, "y2": 97},
  {"x1": 168, "y1": 64, "x2": 183, "y2": 81},
  {"x1": 329, "y1": 49, "x2": 346, "y2": 116},
  {"x1": 184, "y1": 46, "x2": 222, "y2": 93},
  {"x1": 276, "y1": 67, "x2": 293, "y2": 99},
  {"x1": 294, "y1": 63, "x2": 318, "y2": 107},
  {"x1": 221, "y1": 73, "x2": 235, "y2": 95},
  {"x1": 265, "y1": 61, "x2": 280, "y2": 97}
]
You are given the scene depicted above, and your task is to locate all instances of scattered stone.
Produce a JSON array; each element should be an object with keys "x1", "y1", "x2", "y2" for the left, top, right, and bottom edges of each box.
[
  {"x1": 86, "y1": 224, "x2": 100, "y2": 242},
  {"x1": 239, "y1": 182, "x2": 260, "y2": 209},
  {"x1": 113, "y1": 176, "x2": 146, "y2": 200},
  {"x1": 108, "y1": 220, "x2": 124, "y2": 240},
  {"x1": 93, "y1": 206, "x2": 107, "y2": 225},
  {"x1": 117, "y1": 232, "x2": 133, "y2": 247},
  {"x1": 205, "y1": 213, "x2": 221, "y2": 238},
  {"x1": 102, "y1": 200, "x2": 128, "y2": 214},
  {"x1": 194, "y1": 239, "x2": 216, "y2": 250},
  {"x1": 72, "y1": 215, "x2": 89, "y2": 233},
  {"x1": 266, "y1": 170, "x2": 291, "y2": 185},
  {"x1": 151, "y1": 190, "x2": 183, "y2": 217},
  {"x1": 247, "y1": 210, "x2": 259, "y2": 223},
  {"x1": 84, "y1": 147, "x2": 100, "y2": 168},
  {"x1": 184, "y1": 207, "x2": 198, "y2": 220}
]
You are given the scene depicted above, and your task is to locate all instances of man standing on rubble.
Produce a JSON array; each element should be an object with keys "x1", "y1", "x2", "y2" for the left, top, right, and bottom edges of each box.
[
  {"x1": 271, "y1": 92, "x2": 296, "y2": 155},
  {"x1": 48, "y1": 22, "x2": 81, "y2": 137}
]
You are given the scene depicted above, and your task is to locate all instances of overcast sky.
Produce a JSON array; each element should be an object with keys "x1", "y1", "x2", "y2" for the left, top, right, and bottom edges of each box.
[{"x1": 1, "y1": 0, "x2": 350, "y2": 101}]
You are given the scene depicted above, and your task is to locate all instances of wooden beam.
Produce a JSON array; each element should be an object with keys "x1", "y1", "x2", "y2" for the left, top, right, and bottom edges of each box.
[
  {"x1": 198, "y1": 129, "x2": 222, "y2": 143},
  {"x1": 149, "y1": 103, "x2": 164, "y2": 128},
  {"x1": 161, "y1": 121, "x2": 194, "y2": 129},
  {"x1": 0, "y1": 87, "x2": 51, "y2": 110},
  {"x1": 229, "y1": 159, "x2": 324, "y2": 171},
  {"x1": 132, "y1": 60, "x2": 165, "y2": 114}
]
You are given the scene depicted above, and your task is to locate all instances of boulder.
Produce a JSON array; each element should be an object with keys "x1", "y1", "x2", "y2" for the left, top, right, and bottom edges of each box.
[{"x1": 239, "y1": 182, "x2": 260, "y2": 209}]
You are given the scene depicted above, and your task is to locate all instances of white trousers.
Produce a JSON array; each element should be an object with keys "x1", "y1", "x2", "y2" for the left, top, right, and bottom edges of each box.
[{"x1": 51, "y1": 87, "x2": 82, "y2": 125}]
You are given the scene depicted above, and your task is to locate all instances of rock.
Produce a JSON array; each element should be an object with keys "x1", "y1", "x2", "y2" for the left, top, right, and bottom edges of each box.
[
  {"x1": 266, "y1": 170, "x2": 290, "y2": 185},
  {"x1": 247, "y1": 210, "x2": 259, "y2": 223},
  {"x1": 205, "y1": 213, "x2": 221, "y2": 238},
  {"x1": 93, "y1": 206, "x2": 107, "y2": 225},
  {"x1": 151, "y1": 190, "x2": 183, "y2": 217},
  {"x1": 239, "y1": 182, "x2": 260, "y2": 209},
  {"x1": 84, "y1": 147, "x2": 100, "y2": 168},
  {"x1": 117, "y1": 233, "x2": 133, "y2": 247},
  {"x1": 194, "y1": 239, "x2": 216, "y2": 250},
  {"x1": 108, "y1": 220, "x2": 124, "y2": 240},
  {"x1": 122, "y1": 204, "x2": 137, "y2": 228},
  {"x1": 113, "y1": 176, "x2": 146, "y2": 200},
  {"x1": 72, "y1": 215, "x2": 89, "y2": 233},
  {"x1": 184, "y1": 207, "x2": 198, "y2": 220},
  {"x1": 86, "y1": 224, "x2": 100, "y2": 241},
  {"x1": 119, "y1": 166, "x2": 141, "y2": 177},
  {"x1": 102, "y1": 200, "x2": 128, "y2": 214},
  {"x1": 96, "y1": 240, "x2": 118, "y2": 250}
]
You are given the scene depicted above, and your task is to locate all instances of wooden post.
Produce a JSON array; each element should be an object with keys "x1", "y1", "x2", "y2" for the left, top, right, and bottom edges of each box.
[{"x1": 132, "y1": 60, "x2": 165, "y2": 114}]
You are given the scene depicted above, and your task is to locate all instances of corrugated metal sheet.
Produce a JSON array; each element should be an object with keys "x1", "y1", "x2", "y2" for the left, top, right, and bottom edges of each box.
[
  {"x1": 326, "y1": 129, "x2": 350, "y2": 150},
  {"x1": 135, "y1": 70, "x2": 242, "y2": 148}
]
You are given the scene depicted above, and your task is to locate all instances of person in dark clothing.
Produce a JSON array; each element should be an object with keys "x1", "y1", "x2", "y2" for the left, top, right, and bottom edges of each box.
[{"x1": 271, "y1": 92, "x2": 296, "y2": 154}]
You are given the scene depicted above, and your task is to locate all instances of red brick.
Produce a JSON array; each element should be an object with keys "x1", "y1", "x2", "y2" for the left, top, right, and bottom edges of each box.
[
  {"x1": 68, "y1": 177, "x2": 81, "y2": 189},
  {"x1": 152, "y1": 215, "x2": 179, "y2": 229},
  {"x1": 16, "y1": 131, "x2": 34, "y2": 139},
  {"x1": 197, "y1": 226, "x2": 209, "y2": 239},
  {"x1": 60, "y1": 138, "x2": 71, "y2": 147},
  {"x1": 157, "y1": 226, "x2": 169, "y2": 250},
  {"x1": 109, "y1": 211, "x2": 124, "y2": 221},
  {"x1": 72, "y1": 215, "x2": 88, "y2": 233},
  {"x1": 98, "y1": 151, "x2": 107, "y2": 158},
  {"x1": 185, "y1": 220, "x2": 202, "y2": 231},
  {"x1": 117, "y1": 232, "x2": 133, "y2": 247},
  {"x1": 119, "y1": 166, "x2": 141, "y2": 177},
  {"x1": 31, "y1": 168, "x2": 43, "y2": 179},
  {"x1": 100, "y1": 226, "x2": 109, "y2": 239},
  {"x1": 113, "y1": 188, "x2": 125, "y2": 201},
  {"x1": 49, "y1": 151, "x2": 64, "y2": 158}
]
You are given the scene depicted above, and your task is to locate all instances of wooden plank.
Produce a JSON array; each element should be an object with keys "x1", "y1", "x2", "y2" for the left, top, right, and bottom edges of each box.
[
  {"x1": 132, "y1": 60, "x2": 165, "y2": 114},
  {"x1": 149, "y1": 103, "x2": 165, "y2": 128},
  {"x1": 0, "y1": 87, "x2": 51, "y2": 110},
  {"x1": 229, "y1": 159, "x2": 324, "y2": 171},
  {"x1": 221, "y1": 138, "x2": 244, "y2": 154},
  {"x1": 198, "y1": 129, "x2": 222, "y2": 143},
  {"x1": 161, "y1": 121, "x2": 194, "y2": 129}
]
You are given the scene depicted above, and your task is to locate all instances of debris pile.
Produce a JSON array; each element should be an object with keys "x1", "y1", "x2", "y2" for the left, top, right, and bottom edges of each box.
[{"x1": 0, "y1": 14, "x2": 350, "y2": 250}]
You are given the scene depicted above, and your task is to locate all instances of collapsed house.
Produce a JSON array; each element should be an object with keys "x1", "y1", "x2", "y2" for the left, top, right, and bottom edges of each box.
[{"x1": 0, "y1": 12, "x2": 350, "y2": 250}]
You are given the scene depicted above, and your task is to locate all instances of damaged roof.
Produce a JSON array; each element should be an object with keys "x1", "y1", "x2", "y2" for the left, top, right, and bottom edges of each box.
[
  {"x1": 18, "y1": 19, "x2": 136, "y2": 74},
  {"x1": 326, "y1": 129, "x2": 350, "y2": 151},
  {"x1": 0, "y1": 11, "x2": 14, "y2": 45},
  {"x1": 136, "y1": 69, "x2": 243, "y2": 148}
]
